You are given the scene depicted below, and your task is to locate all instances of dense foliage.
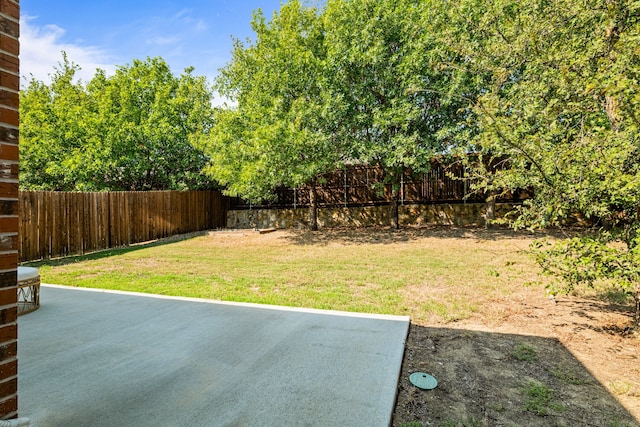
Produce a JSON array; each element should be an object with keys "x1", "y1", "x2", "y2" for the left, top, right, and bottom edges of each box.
[
  {"x1": 425, "y1": 0, "x2": 640, "y2": 320},
  {"x1": 20, "y1": 56, "x2": 215, "y2": 191},
  {"x1": 204, "y1": 0, "x2": 640, "y2": 316},
  {"x1": 199, "y1": 1, "x2": 335, "y2": 202},
  {"x1": 321, "y1": 0, "x2": 466, "y2": 227},
  {"x1": 199, "y1": 0, "x2": 464, "y2": 228}
]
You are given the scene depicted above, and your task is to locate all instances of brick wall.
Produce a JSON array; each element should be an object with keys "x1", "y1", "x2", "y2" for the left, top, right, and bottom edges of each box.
[{"x1": 0, "y1": 0, "x2": 19, "y2": 419}]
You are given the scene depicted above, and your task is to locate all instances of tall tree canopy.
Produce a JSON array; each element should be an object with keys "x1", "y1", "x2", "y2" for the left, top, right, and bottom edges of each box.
[
  {"x1": 200, "y1": 0, "x2": 465, "y2": 228},
  {"x1": 199, "y1": 0, "x2": 339, "y2": 229},
  {"x1": 20, "y1": 56, "x2": 215, "y2": 191},
  {"x1": 322, "y1": 0, "x2": 466, "y2": 227},
  {"x1": 20, "y1": 56, "x2": 97, "y2": 190},
  {"x1": 428, "y1": 0, "x2": 640, "y2": 318}
]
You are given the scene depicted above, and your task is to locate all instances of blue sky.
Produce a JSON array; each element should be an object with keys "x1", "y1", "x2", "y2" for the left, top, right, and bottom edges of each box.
[{"x1": 20, "y1": 1, "x2": 287, "y2": 89}]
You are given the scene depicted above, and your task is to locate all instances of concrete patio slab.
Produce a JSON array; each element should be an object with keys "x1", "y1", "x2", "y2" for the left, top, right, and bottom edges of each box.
[{"x1": 18, "y1": 285, "x2": 409, "y2": 427}]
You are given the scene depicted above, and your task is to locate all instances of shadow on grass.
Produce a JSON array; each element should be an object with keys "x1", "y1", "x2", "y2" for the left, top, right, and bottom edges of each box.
[
  {"x1": 393, "y1": 325, "x2": 639, "y2": 427},
  {"x1": 559, "y1": 298, "x2": 637, "y2": 337},
  {"x1": 281, "y1": 225, "x2": 565, "y2": 246},
  {"x1": 21, "y1": 231, "x2": 209, "y2": 268}
]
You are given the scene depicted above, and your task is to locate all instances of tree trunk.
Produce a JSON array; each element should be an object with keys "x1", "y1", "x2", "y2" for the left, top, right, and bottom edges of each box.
[
  {"x1": 605, "y1": 95, "x2": 620, "y2": 132},
  {"x1": 485, "y1": 190, "x2": 496, "y2": 229},
  {"x1": 309, "y1": 184, "x2": 318, "y2": 231},
  {"x1": 634, "y1": 285, "x2": 640, "y2": 326}
]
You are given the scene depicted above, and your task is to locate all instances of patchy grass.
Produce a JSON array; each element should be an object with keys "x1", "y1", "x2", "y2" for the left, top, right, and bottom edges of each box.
[
  {"x1": 549, "y1": 364, "x2": 588, "y2": 386},
  {"x1": 439, "y1": 417, "x2": 482, "y2": 427},
  {"x1": 610, "y1": 380, "x2": 634, "y2": 397},
  {"x1": 511, "y1": 342, "x2": 539, "y2": 362},
  {"x1": 26, "y1": 228, "x2": 545, "y2": 324},
  {"x1": 521, "y1": 380, "x2": 564, "y2": 416}
]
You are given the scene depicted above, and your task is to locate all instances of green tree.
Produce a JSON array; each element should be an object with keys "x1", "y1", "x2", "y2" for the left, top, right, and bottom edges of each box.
[
  {"x1": 20, "y1": 55, "x2": 99, "y2": 190},
  {"x1": 199, "y1": 0, "x2": 338, "y2": 230},
  {"x1": 202, "y1": 0, "x2": 465, "y2": 230},
  {"x1": 431, "y1": 0, "x2": 640, "y2": 320},
  {"x1": 94, "y1": 57, "x2": 215, "y2": 190},
  {"x1": 323, "y1": 0, "x2": 464, "y2": 228},
  {"x1": 20, "y1": 56, "x2": 215, "y2": 191}
]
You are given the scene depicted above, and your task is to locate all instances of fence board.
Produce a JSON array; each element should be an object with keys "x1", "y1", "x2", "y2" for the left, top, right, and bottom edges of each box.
[
  {"x1": 19, "y1": 190, "x2": 228, "y2": 262},
  {"x1": 36, "y1": 192, "x2": 45, "y2": 259},
  {"x1": 229, "y1": 161, "x2": 527, "y2": 210},
  {"x1": 19, "y1": 192, "x2": 32, "y2": 260},
  {"x1": 100, "y1": 193, "x2": 109, "y2": 251},
  {"x1": 50, "y1": 192, "x2": 58, "y2": 258}
]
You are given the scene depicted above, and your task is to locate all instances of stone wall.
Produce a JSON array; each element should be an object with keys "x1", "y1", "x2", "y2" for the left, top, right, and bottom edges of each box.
[
  {"x1": 227, "y1": 202, "x2": 515, "y2": 229},
  {"x1": 0, "y1": 0, "x2": 19, "y2": 420}
]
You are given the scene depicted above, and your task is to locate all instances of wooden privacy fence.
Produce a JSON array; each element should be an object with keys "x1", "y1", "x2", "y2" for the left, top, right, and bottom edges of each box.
[
  {"x1": 19, "y1": 190, "x2": 228, "y2": 262},
  {"x1": 230, "y1": 163, "x2": 529, "y2": 209}
]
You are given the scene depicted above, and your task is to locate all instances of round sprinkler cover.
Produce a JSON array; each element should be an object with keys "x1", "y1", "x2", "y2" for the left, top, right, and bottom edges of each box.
[{"x1": 409, "y1": 372, "x2": 438, "y2": 390}]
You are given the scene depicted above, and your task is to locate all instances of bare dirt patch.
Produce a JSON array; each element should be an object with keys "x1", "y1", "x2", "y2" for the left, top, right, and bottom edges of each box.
[{"x1": 389, "y1": 235, "x2": 640, "y2": 426}]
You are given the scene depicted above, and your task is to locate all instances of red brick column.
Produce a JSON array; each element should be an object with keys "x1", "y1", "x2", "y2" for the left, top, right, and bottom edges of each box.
[{"x1": 0, "y1": 0, "x2": 19, "y2": 420}]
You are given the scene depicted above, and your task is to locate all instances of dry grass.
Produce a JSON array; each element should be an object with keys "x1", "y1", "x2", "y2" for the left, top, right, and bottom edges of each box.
[{"x1": 28, "y1": 227, "x2": 551, "y2": 324}]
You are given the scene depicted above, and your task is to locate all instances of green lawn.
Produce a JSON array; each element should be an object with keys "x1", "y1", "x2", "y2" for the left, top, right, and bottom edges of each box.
[{"x1": 25, "y1": 228, "x2": 547, "y2": 324}]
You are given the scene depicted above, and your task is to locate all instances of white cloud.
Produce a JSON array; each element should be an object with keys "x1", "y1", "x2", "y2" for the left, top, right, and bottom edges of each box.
[
  {"x1": 19, "y1": 16, "x2": 116, "y2": 87},
  {"x1": 173, "y1": 8, "x2": 207, "y2": 32},
  {"x1": 146, "y1": 36, "x2": 181, "y2": 46},
  {"x1": 173, "y1": 9, "x2": 192, "y2": 21}
]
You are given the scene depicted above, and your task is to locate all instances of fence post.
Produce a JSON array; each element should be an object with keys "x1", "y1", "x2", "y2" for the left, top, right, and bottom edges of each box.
[
  {"x1": 401, "y1": 172, "x2": 404, "y2": 206},
  {"x1": 344, "y1": 167, "x2": 347, "y2": 207}
]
